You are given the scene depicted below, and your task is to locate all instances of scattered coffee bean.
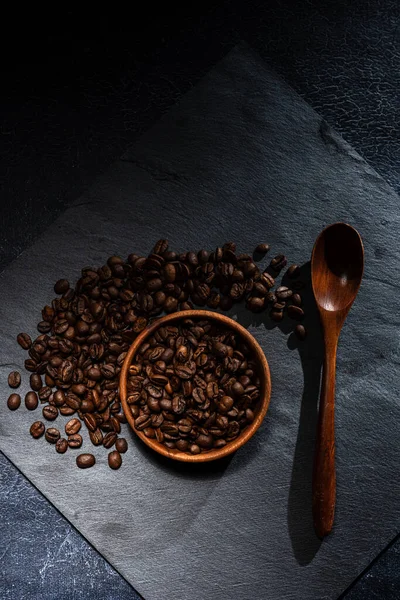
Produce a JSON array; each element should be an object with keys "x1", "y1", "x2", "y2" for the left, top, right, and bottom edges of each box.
[
  {"x1": 30, "y1": 421, "x2": 45, "y2": 438},
  {"x1": 287, "y1": 305, "x2": 305, "y2": 321},
  {"x1": 30, "y1": 373, "x2": 42, "y2": 391},
  {"x1": 108, "y1": 450, "x2": 122, "y2": 470},
  {"x1": 12, "y1": 239, "x2": 306, "y2": 469},
  {"x1": 45, "y1": 428, "x2": 60, "y2": 444},
  {"x1": 295, "y1": 324, "x2": 307, "y2": 340},
  {"x1": 254, "y1": 243, "x2": 270, "y2": 255},
  {"x1": 68, "y1": 433, "x2": 83, "y2": 448},
  {"x1": 8, "y1": 371, "x2": 21, "y2": 388},
  {"x1": 17, "y1": 332, "x2": 32, "y2": 349},
  {"x1": 76, "y1": 454, "x2": 96, "y2": 469},
  {"x1": 103, "y1": 432, "x2": 118, "y2": 449},
  {"x1": 292, "y1": 293, "x2": 302, "y2": 306},
  {"x1": 7, "y1": 393, "x2": 21, "y2": 411},
  {"x1": 42, "y1": 405, "x2": 58, "y2": 421},
  {"x1": 270, "y1": 254, "x2": 287, "y2": 271},
  {"x1": 287, "y1": 264, "x2": 300, "y2": 278},
  {"x1": 115, "y1": 438, "x2": 128, "y2": 453},
  {"x1": 25, "y1": 391, "x2": 38, "y2": 411},
  {"x1": 65, "y1": 418, "x2": 81, "y2": 436},
  {"x1": 54, "y1": 279, "x2": 69, "y2": 294},
  {"x1": 56, "y1": 438, "x2": 68, "y2": 454}
]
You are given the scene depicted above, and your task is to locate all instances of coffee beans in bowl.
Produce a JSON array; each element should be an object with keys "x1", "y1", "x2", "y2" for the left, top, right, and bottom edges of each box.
[{"x1": 120, "y1": 310, "x2": 271, "y2": 462}]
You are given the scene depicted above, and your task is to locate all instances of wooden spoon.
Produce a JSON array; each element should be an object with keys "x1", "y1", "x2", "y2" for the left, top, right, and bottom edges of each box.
[{"x1": 311, "y1": 222, "x2": 364, "y2": 537}]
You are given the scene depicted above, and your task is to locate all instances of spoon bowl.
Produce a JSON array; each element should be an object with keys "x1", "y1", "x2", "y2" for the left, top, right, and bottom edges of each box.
[
  {"x1": 312, "y1": 223, "x2": 364, "y2": 312},
  {"x1": 311, "y1": 223, "x2": 364, "y2": 537}
]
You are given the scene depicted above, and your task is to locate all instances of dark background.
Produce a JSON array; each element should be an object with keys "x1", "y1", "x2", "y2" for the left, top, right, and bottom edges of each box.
[{"x1": 1, "y1": 1, "x2": 399, "y2": 598}]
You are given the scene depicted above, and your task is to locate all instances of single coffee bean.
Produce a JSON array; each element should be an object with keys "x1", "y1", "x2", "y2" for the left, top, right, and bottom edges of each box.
[
  {"x1": 56, "y1": 438, "x2": 68, "y2": 454},
  {"x1": 54, "y1": 279, "x2": 69, "y2": 294},
  {"x1": 271, "y1": 310, "x2": 284, "y2": 322},
  {"x1": 108, "y1": 450, "x2": 122, "y2": 470},
  {"x1": 189, "y1": 444, "x2": 201, "y2": 455},
  {"x1": 38, "y1": 386, "x2": 52, "y2": 401},
  {"x1": 103, "y1": 432, "x2": 117, "y2": 449},
  {"x1": 65, "y1": 418, "x2": 81, "y2": 436},
  {"x1": 7, "y1": 393, "x2": 21, "y2": 411},
  {"x1": 30, "y1": 420, "x2": 45, "y2": 438},
  {"x1": 295, "y1": 324, "x2": 307, "y2": 340},
  {"x1": 287, "y1": 305, "x2": 305, "y2": 321},
  {"x1": 17, "y1": 332, "x2": 32, "y2": 349},
  {"x1": 83, "y1": 413, "x2": 97, "y2": 432},
  {"x1": 287, "y1": 264, "x2": 300, "y2": 278},
  {"x1": 68, "y1": 433, "x2": 83, "y2": 448},
  {"x1": 30, "y1": 373, "x2": 43, "y2": 391},
  {"x1": 270, "y1": 254, "x2": 287, "y2": 271},
  {"x1": 246, "y1": 296, "x2": 265, "y2": 313},
  {"x1": 25, "y1": 391, "x2": 39, "y2": 410},
  {"x1": 53, "y1": 389, "x2": 66, "y2": 407},
  {"x1": 276, "y1": 286, "x2": 293, "y2": 300},
  {"x1": 8, "y1": 371, "x2": 21, "y2": 388},
  {"x1": 45, "y1": 428, "x2": 60, "y2": 444},
  {"x1": 60, "y1": 405, "x2": 76, "y2": 416},
  {"x1": 89, "y1": 428, "x2": 104, "y2": 446},
  {"x1": 292, "y1": 293, "x2": 302, "y2": 306},
  {"x1": 254, "y1": 243, "x2": 270, "y2": 255},
  {"x1": 43, "y1": 405, "x2": 59, "y2": 421},
  {"x1": 76, "y1": 454, "x2": 96, "y2": 469},
  {"x1": 115, "y1": 438, "x2": 128, "y2": 453}
]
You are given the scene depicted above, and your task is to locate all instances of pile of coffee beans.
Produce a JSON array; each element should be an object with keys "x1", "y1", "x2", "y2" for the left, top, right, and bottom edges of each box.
[
  {"x1": 6, "y1": 239, "x2": 306, "y2": 469},
  {"x1": 128, "y1": 318, "x2": 261, "y2": 454}
]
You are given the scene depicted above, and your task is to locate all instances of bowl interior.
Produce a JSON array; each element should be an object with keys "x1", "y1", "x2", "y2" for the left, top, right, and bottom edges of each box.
[{"x1": 120, "y1": 310, "x2": 271, "y2": 462}]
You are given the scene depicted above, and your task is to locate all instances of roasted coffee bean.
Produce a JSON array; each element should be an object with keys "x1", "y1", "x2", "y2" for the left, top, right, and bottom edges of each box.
[
  {"x1": 292, "y1": 293, "x2": 302, "y2": 306},
  {"x1": 295, "y1": 324, "x2": 307, "y2": 340},
  {"x1": 43, "y1": 405, "x2": 58, "y2": 421},
  {"x1": 270, "y1": 310, "x2": 284, "y2": 322},
  {"x1": 30, "y1": 420, "x2": 45, "y2": 438},
  {"x1": 287, "y1": 264, "x2": 300, "y2": 278},
  {"x1": 7, "y1": 393, "x2": 21, "y2": 411},
  {"x1": 38, "y1": 386, "x2": 52, "y2": 401},
  {"x1": 108, "y1": 450, "x2": 122, "y2": 470},
  {"x1": 115, "y1": 438, "x2": 128, "y2": 453},
  {"x1": 54, "y1": 279, "x2": 69, "y2": 294},
  {"x1": 53, "y1": 389, "x2": 66, "y2": 407},
  {"x1": 189, "y1": 444, "x2": 201, "y2": 455},
  {"x1": 25, "y1": 391, "x2": 38, "y2": 410},
  {"x1": 89, "y1": 428, "x2": 103, "y2": 446},
  {"x1": 8, "y1": 371, "x2": 21, "y2": 388},
  {"x1": 68, "y1": 433, "x2": 83, "y2": 448},
  {"x1": 76, "y1": 454, "x2": 96, "y2": 469},
  {"x1": 45, "y1": 428, "x2": 60, "y2": 444},
  {"x1": 254, "y1": 243, "x2": 270, "y2": 255},
  {"x1": 270, "y1": 254, "x2": 287, "y2": 271},
  {"x1": 103, "y1": 432, "x2": 117, "y2": 449},
  {"x1": 246, "y1": 296, "x2": 265, "y2": 313},
  {"x1": 276, "y1": 286, "x2": 293, "y2": 300},
  {"x1": 17, "y1": 332, "x2": 32, "y2": 349},
  {"x1": 30, "y1": 373, "x2": 42, "y2": 391},
  {"x1": 83, "y1": 413, "x2": 97, "y2": 432},
  {"x1": 24, "y1": 359, "x2": 38, "y2": 372},
  {"x1": 65, "y1": 418, "x2": 81, "y2": 436},
  {"x1": 287, "y1": 305, "x2": 305, "y2": 321},
  {"x1": 56, "y1": 438, "x2": 68, "y2": 454}
]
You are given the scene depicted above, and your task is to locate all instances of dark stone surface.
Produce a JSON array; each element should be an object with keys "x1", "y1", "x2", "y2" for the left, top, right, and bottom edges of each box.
[
  {"x1": 1, "y1": 1, "x2": 400, "y2": 598},
  {"x1": 0, "y1": 452, "x2": 140, "y2": 600},
  {"x1": 1, "y1": 44, "x2": 400, "y2": 600}
]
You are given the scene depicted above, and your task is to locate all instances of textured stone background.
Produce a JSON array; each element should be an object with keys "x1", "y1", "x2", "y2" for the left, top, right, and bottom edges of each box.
[
  {"x1": 1, "y1": 2, "x2": 400, "y2": 598},
  {"x1": 1, "y1": 45, "x2": 400, "y2": 600}
]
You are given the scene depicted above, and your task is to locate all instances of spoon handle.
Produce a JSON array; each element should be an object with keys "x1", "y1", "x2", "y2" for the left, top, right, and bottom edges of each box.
[{"x1": 312, "y1": 330, "x2": 338, "y2": 537}]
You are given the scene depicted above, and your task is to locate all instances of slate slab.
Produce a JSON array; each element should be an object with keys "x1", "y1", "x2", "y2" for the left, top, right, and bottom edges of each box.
[{"x1": 0, "y1": 44, "x2": 399, "y2": 600}]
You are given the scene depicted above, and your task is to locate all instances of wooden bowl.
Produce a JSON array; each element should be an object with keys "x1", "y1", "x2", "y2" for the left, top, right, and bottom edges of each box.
[{"x1": 120, "y1": 310, "x2": 271, "y2": 462}]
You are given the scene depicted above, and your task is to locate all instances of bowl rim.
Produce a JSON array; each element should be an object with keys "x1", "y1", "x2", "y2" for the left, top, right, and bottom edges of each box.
[{"x1": 119, "y1": 310, "x2": 271, "y2": 462}]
